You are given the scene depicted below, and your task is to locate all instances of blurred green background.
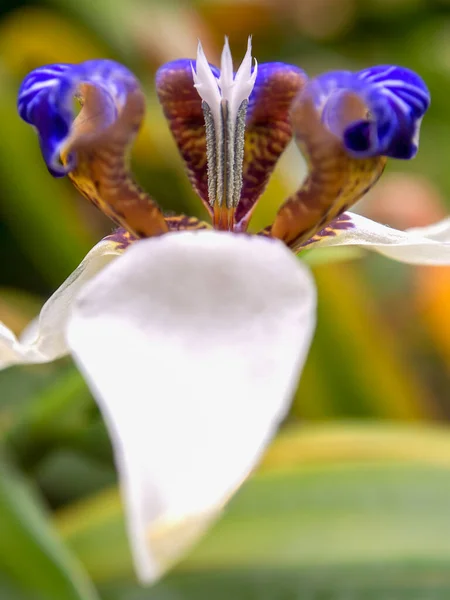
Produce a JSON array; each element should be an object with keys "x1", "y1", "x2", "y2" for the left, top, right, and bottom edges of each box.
[{"x1": 1, "y1": 0, "x2": 450, "y2": 598}]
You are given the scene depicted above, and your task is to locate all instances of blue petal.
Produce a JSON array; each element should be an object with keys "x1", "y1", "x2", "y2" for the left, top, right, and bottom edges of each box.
[
  {"x1": 247, "y1": 62, "x2": 306, "y2": 116},
  {"x1": 18, "y1": 60, "x2": 140, "y2": 176},
  {"x1": 310, "y1": 65, "x2": 430, "y2": 159}
]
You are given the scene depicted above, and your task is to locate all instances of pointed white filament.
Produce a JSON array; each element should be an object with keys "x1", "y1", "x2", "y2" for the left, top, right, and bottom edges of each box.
[
  {"x1": 227, "y1": 37, "x2": 258, "y2": 120},
  {"x1": 191, "y1": 37, "x2": 258, "y2": 214},
  {"x1": 191, "y1": 41, "x2": 222, "y2": 125},
  {"x1": 219, "y1": 37, "x2": 234, "y2": 97},
  {"x1": 192, "y1": 37, "x2": 258, "y2": 138}
]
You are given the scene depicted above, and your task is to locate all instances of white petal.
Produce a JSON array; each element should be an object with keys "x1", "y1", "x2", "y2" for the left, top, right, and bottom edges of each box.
[
  {"x1": 0, "y1": 238, "x2": 123, "y2": 370},
  {"x1": 406, "y1": 217, "x2": 450, "y2": 242},
  {"x1": 305, "y1": 213, "x2": 450, "y2": 265},
  {"x1": 67, "y1": 231, "x2": 316, "y2": 583}
]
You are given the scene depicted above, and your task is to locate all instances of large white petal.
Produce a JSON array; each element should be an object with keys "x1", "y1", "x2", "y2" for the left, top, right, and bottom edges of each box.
[
  {"x1": 0, "y1": 238, "x2": 124, "y2": 370},
  {"x1": 304, "y1": 212, "x2": 450, "y2": 265},
  {"x1": 67, "y1": 231, "x2": 316, "y2": 583}
]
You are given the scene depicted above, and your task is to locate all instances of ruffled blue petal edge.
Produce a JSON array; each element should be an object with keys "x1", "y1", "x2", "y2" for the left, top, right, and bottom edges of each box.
[
  {"x1": 310, "y1": 65, "x2": 430, "y2": 159},
  {"x1": 18, "y1": 60, "x2": 139, "y2": 177}
]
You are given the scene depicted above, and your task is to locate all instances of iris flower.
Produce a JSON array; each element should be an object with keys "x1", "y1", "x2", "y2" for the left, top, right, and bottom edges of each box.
[{"x1": 1, "y1": 38, "x2": 450, "y2": 583}]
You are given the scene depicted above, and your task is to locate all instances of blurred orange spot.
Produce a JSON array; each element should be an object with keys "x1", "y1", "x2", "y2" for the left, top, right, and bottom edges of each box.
[
  {"x1": 130, "y1": 5, "x2": 216, "y2": 65},
  {"x1": 199, "y1": 2, "x2": 273, "y2": 41},
  {"x1": 416, "y1": 268, "x2": 450, "y2": 369},
  {"x1": 361, "y1": 173, "x2": 447, "y2": 229},
  {"x1": 281, "y1": 0, "x2": 356, "y2": 40}
]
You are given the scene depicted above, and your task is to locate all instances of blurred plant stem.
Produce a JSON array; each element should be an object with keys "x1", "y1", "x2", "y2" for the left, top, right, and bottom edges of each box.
[
  {"x1": 0, "y1": 455, "x2": 99, "y2": 600},
  {"x1": 301, "y1": 261, "x2": 433, "y2": 420},
  {"x1": 3, "y1": 367, "x2": 94, "y2": 469}
]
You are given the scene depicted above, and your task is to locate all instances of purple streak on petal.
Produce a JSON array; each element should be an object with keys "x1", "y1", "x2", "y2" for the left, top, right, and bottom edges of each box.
[
  {"x1": 298, "y1": 212, "x2": 356, "y2": 250},
  {"x1": 103, "y1": 227, "x2": 137, "y2": 251}
]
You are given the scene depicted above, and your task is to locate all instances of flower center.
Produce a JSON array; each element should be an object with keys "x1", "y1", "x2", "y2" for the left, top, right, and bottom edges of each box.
[{"x1": 192, "y1": 38, "x2": 257, "y2": 231}]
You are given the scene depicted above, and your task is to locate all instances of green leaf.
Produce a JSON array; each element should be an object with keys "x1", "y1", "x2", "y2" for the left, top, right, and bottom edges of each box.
[
  {"x1": 299, "y1": 245, "x2": 365, "y2": 265},
  {"x1": 2, "y1": 364, "x2": 95, "y2": 469},
  {"x1": 0, "y1": 455, "x2": 100, "y2": 600},
  {"x1": 56, "y1": 425, "x2": 450, "y2": 598},
  {"x1": 45, "y1": 0, "x2": 139, "y2": 60},
  {"x1": 100, "y1": 565, "x2": 450, "y2": 600}
]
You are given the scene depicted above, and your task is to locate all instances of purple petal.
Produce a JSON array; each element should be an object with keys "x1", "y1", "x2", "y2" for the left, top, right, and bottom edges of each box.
[{"x1": 236, "y1": 62, "x2": 307, "y2": 226}]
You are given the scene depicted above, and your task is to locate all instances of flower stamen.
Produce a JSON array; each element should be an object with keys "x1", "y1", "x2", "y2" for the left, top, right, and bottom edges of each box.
[{"x1": 192, "y1": 38, "x2": 257, "y2": 230}]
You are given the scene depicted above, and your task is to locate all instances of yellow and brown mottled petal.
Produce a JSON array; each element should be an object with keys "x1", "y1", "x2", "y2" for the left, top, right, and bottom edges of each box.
[
  {"x1": 104, "y1": 217, "x2": 210, "y2": 253},
  {"x1": 64, "y1": 83, "x2": 168, "y2": 239},
  {"x1": 103, "y1": 227, "x2": 138, "y2": 251},
  {"x1": 236, "y1": 63, "x2": 307, "y2": 229},
  {"x1": 270, "y1": 89, "x2": 386, "y2": 251},
  {"x1": 296, "y1": 212, "x2": 356, "y2": 250},
  {"x1": 19, "y1": 60, "x2": 168, "y2": 239},
  {"x1": 165, "y1": 215, "x2": 211, "y2": 232}
]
